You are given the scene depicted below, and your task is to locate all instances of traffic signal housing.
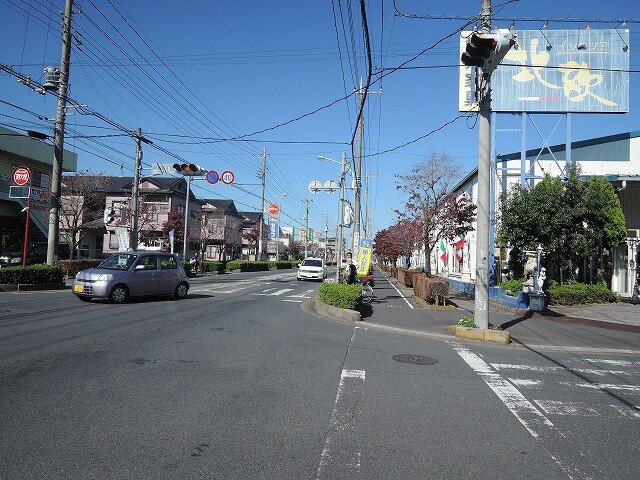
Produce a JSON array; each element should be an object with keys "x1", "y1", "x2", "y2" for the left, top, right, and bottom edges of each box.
[
  {"x1": 103, "y1": 207, "x2": 116, "y2": 225},
  {"x1": 173, "y1": 163, "x2": 205, "y2": 176},
  {"x1": 461, "y1": 29, "x2": 515, "y2": 75}
]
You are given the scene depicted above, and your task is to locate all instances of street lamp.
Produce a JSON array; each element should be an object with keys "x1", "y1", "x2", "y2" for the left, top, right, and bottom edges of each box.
[{"x1": 316, "y1": 153, "x2": 348, "y2": 282}]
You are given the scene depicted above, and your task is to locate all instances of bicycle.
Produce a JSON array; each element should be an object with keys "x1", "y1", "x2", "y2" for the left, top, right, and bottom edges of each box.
[{"x1": 360, "y1": 274, "x2": 374, "y2": 304}]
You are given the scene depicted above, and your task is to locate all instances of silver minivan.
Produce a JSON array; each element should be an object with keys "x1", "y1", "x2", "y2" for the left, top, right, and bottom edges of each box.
[{"x1": 72, "y1": 251, "x2": 189, "y2": 303}]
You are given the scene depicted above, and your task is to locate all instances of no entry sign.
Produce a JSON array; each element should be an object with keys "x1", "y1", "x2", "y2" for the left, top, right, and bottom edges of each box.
[
  {"x1": 267, "y1": 203, "x2": 280, "y2": 215},
  {"x1": 12, "y1": 167, "x2": 30, "y2": 186}
]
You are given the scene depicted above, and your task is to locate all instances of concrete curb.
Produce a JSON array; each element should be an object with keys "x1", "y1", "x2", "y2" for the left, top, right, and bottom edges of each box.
[
  {"x1": 446, "y1": 325, "x2": 511, "y2": 345},
  {"x1": 314, "y1": 297, "x2": 361, "y2": 322},
  {"x1": 0, "y1": 282, "x2": 67, "y2": 292}
]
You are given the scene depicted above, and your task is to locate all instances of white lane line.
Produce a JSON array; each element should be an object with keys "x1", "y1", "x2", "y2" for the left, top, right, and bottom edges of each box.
[
  {"x1": 491, "y1": 363, "x2": 638, "y2": 377},
  {"x1": 566, "y1": 382, "x2": 640, "y2": 393},
  {"x1": 254, "y1": 288, "x2": 294, "y2": 296},
  {"x1": 282, "y1": 299, "x2": 303, "y2": 303},
  {"x1": 533, "y1": 400, "x2": 601, "y2": 417},
  {"x1": 583, "y1": 359, "x2": 640, "y2": 367},
  {"x1": 288, "y1": 289, "x2": 315, "y2": 299},
  {"x1": 449, "y1": 342, "x2": 555, "y2": 438},
  {"x1": 382, "y1": 274, "x2": 414, "y2": 309}
]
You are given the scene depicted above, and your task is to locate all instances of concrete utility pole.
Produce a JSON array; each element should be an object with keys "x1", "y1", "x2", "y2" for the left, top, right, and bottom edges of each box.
[
  {"x1": 46, "y1": 0, "x2": 73, "y2": 265},
  {"x1": 336, "y1": 152, "x2": 347, "y2": 282},
  {"x1": 474, "y1": 0, "x2": 492, "y2": 329},
  {"x1": 130, "y1": 128, "x2": 142, "y2": 250},
  {"x1": 354, "y1": 78, "x2": 364, "y2": 253},
  {"x1": 323, "y1": 213, "x2": 329, "y2": 264},
  {"x1": 303, "y1": 198, "x2": 311, "y2": 258},
  {"x1": 257, "y1": 147, "x2": 267, "y2": 260}
]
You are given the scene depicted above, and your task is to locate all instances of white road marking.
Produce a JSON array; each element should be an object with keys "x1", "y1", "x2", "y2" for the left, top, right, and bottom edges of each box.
[
  {"x1": 609, "y1": 405, "x2": 640, "y2": 419},
  {"x1": 566, "y1": 382, "x2": 640, "y2": 393},
  {"x1": 255, "y1": 288, "x2": 293, "y2": 296},
  {"x1": 449, "y1": 342, "x2": 555, "y2": 438},
  {"x1": 534, "y1": 400, "x2": 601, "y2": 417},
  {"x1": 282, "y1": 299, "x2": 303, "y2": 303},
  {"x1": 381, "y1": 274, "x2": 414, "y2": 309},
  {"x1": 288, "y1": 289, "x2": 315, "y2": 299},
  {"x1": 491, "y1": 363, "x2": 638, "y2": 377},
  {"x1": 583, "y1": 358, "x2": 640, "y2": 367}
]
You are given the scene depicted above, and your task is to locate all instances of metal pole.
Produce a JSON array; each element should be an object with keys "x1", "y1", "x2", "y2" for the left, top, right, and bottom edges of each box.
[
  {"x1": 335, "y1": 152, "x2": 346, "y2": 282},
  {"x1": 46, "y1": 0, "x2": 73, "y2": 265},
  {"x1": 182, "y1": 176, "x2": 191, "y2": 260},
  {"x1": 257, "y1": 147, "x2": 266, "y2": 260},
  {"x1": 304, "y1": 199, "x2": 309, "y2": 259},
  {"x1": 474, "y1": 0, "x2": 492, "y2": 329},
  {"x1": 324, "y1": 214, "x2": 328, "y2": 264},
  {"x1": 130, "y1": 127, "x2": 142, "y2": 250},
  {"x1": 22, "y1": 184, "x2": 32, "y2": 268}
]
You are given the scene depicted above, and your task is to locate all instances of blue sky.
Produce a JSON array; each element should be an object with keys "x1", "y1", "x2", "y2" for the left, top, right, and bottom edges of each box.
[{"x1": 1, "y1": 0, "x2": 638, "y2": 243}]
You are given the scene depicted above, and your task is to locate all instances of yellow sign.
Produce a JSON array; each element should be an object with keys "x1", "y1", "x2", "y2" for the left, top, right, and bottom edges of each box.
[{"x1": 357, "y1": 247, "x2": 372, "y2": 275}]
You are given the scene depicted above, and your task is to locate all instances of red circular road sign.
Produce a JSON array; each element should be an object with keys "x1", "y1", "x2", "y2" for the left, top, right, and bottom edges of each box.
[
  {"x1": 267, "y1": 203, "x2": 280, "y2": 215},
  {"x1": 13, "y1": 167, "x2": 30, "y2": 186},
  {"x1": 221, "y1": 170, "x2": 235, "y2": 185}
]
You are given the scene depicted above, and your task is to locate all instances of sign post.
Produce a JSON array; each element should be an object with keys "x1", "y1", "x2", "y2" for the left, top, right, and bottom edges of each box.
[{"x1": 12, "y1": 167, "x2": 32, "y2": 268}]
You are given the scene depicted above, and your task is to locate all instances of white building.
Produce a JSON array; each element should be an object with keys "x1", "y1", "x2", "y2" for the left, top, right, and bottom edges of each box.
[{"x1": 431, "y1": 130, "x2": 640, "y2": 298}]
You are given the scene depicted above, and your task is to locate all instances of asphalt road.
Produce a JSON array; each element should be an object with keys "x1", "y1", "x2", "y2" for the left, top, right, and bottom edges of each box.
[{"x1": 1, "y1": 270, "x2": 638, "y2": 479}]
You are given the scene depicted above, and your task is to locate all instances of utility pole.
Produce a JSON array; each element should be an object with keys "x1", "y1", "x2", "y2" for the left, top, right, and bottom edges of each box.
[
  {"x1": 130, "y1": 128, "x2": 142, "y2": 250},
  {"x1": 336, "y1": 152, "x2": 347, "y2": 283},
  {"x1": 474, "y1": 0, "x2": 492, "y2": 329},
  {"x1": 354, "y1": 78, "x2": 364, "y2": 254},
  {"x1": 257, "y1": 147, "x2": 267, "y2": 261},
  {"x1": 323, "y1": 213, "x2": 329, "y2": 264},
  {"x1": 303, "y1": 198, "x2": 310, "y2": 258},
  {"x1": 46, "y1": 0, "x2": 73, "y2": 265}
]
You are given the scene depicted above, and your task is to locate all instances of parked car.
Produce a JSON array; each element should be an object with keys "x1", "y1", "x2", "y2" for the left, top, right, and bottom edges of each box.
[
  {"x1": 0, "y1": 242, "x2": 71, "y2": 267},
  {"x1": 72, "y1": 251, "x2": 189, "y2": 303},
  {"x1": 297, "y1": 257, "x2": 327, "y2": 281}
]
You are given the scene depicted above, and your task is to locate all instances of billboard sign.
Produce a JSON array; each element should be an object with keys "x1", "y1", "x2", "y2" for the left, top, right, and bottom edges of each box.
[{"x1": 459, "y1": 29, "x2": 629, "y2": 113}]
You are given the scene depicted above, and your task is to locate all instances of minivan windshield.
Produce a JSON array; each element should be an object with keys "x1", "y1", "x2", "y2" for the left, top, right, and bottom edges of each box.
[
  {"x1": 302, "y1": 259, "x2": 323, "y2": 267},
  {"x1": 99, "y1": 253, "x2": 138, "y2": 270}
]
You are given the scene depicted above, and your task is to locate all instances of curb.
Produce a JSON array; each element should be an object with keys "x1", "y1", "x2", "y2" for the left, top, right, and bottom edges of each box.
[
  {"x1": 314, "y1": 297, "x2": 361, "y2": 322},
  {"x1": 0, "y1": 282, "x2": 67, "y2": 292},
  {"x1": 446, "y1": 325, "x2": 511, "y2": 345}
]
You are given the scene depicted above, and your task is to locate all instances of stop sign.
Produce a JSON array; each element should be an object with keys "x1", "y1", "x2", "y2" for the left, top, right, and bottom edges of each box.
[
  {"x1": 267, "y1": 203, "x2": 280, "y2": 215},
  {"x1": 13, "y1": 167, "x2": 30, "y2": 186}
]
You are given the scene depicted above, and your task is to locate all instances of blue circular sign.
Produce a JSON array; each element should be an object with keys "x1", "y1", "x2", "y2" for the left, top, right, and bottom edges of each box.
[{"x1": 206, "y1": 170, "x2": 219, "y2": 184}]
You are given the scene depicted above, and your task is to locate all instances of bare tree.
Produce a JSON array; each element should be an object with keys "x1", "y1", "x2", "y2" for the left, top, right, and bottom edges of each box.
[
  {"x1": 396, "y1": 153, "x2": 476, "y2": 275},
  {"x1": 59, "y1": 172, "x2": 109, "y2": 259}
]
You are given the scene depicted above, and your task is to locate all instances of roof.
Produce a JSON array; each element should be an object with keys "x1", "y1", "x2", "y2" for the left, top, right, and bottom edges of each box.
[
  {"x1": 201, "y1": 199, "x2": 239, "y2": 215},
  {"x1": 239, "y1": 211, "x2": 262, "y2": 223},
  {"x1": 61, "y1": 175, "x2": 200, "y2": 201}
]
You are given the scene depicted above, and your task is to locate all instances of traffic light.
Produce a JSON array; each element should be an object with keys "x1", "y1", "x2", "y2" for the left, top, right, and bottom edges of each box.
[
  {"x1": 172, "y1": 163, "x2": 205, "y2": 176},
  {"x1": 461, "y1": 29, "x2": 515, "y2": 75}
]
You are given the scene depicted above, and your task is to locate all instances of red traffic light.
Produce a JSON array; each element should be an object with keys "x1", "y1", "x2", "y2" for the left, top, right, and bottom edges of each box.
[{"x1": 461, "y1": 29, "x2": 515, "y2": 74}]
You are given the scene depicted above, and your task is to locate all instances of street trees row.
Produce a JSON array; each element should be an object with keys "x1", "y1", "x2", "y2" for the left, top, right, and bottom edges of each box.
[
  {"x1": 375, "y1": 153, "x2": 476, "y2": 274},
  {"x1": 497, "y1": 167, "x2": 627, "y2": 284}
]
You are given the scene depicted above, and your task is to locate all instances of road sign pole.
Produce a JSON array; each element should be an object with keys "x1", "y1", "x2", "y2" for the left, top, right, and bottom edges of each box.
[{"x1": 22, "y1": 187, "x2": 32, "y2": 268}]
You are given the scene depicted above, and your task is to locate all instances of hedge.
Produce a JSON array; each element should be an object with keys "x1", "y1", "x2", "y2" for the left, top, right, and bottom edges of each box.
[
  {"x1": 413, "y1": 275, "x2": 449, "y2": 305},
  {"x1": 498, "y1": 279, "x2": 524, "y2": 297},
  {"x1": 268, "y1": 261, "x2": 295, "y2": 270},
  {"x1": 226, "y1": 260, "x2": 270, "y2": 272},
  {"x1": 0, "y1": 264, "x2": 64, "y2": 284},
  {"x1": 199, "y1": 261, "x2": 226, "y2": 274},
  {"x1": 318, "y1": 283, "x2": 362, "y2": 310},
  {"x1": 547, "y1": 281, "x2": 617, "y2": 305},
  {"x1": 57, "y1": 259, "x2": 104, "y2": 278}
]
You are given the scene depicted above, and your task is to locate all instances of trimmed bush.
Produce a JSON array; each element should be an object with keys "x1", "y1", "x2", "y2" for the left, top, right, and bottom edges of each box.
[
  {"x1": 547, "y1": 281, "x2": 617, "y2": 305},
  {"x1": 226, "y1": 260, "x2": 270, "y2": 272},
  {"x1": 200, "y1": 261, "x2": 225, "y2": 274},
  {"x1": 413, "y1": 275, "x2": 449, "y2": 305},
  {"x1": 269, "y1": 261, "x2": 294, "y2": 270},
  {"x1": 318, "y1": 282, "x2": 362, "y2": 310},
  {"x1": 0, "y1": 264, "x2": 64, "y2": 284},
  {"x1": 57, "y1": 259, "x2": 104, "y2": 278},
  {"x1": 397, "y1": 267, "x2": 421, "y2": 287}
]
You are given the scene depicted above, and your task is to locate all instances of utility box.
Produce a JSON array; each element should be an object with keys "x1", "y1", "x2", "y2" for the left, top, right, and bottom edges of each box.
[{"x1": 529, "y1": 292, "x2": 546, "y2": 311}]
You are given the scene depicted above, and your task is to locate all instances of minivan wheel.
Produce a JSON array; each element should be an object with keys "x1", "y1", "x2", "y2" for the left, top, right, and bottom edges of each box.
[
  {"x1": 109, "y1": 285, "x2": 129, "y2": 304},
  {"x1": 174, "y1": 282, "x2": 188, "y2": 299}
]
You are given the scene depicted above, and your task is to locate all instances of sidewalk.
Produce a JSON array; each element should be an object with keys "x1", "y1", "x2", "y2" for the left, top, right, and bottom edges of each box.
[{"x1": 361, "y1": 270, "x2": 640, "y2": 352}]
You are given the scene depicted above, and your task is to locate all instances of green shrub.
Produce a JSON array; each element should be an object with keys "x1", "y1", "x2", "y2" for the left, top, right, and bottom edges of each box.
[
  {"x1": 0, "y1": 264, "x2": 64, "y2": 284},
  {"x1": 269, "y1": 261, "x2": 294, "y2": 270},
  {"x1": 57, "y1": 259, "x2": 103, "y2": 278},
  {"x1": 547, "y1": 281, "x2": 617, "y2": 305},
  {"x1": 318, "y1": 283, "x2": 361, "y2": 310},
  {"x1": 499, "y1": 279, "x2": 523, "y2": 297},
  {"x1": 226, "y1": 260, "x2": 270, "y2": 272},
  {"x1": 200, "y1": 261, "x2": 225, "y2": 273}
]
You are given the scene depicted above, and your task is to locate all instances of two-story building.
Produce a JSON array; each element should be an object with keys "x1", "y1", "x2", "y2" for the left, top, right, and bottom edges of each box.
[
  {"x1": 0, "y1": 126, "x2": 77, "y2": 251},
  {"x1": 199, "y1": 199, "x2": 244, "y2": 262}
]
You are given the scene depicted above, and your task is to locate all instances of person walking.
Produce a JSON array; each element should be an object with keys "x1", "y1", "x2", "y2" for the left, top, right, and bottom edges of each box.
[{"x1": 344, "y1": 252, "x2": 357, "y2": 284}]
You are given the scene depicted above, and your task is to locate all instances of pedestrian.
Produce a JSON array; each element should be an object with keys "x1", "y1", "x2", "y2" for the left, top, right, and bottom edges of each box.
[
  {"x1": 190, "y1": 252, "x2": 200, "y2": 274},
  {"x1": 344, "y1": 252, "x2": 357, "y2": 284}
]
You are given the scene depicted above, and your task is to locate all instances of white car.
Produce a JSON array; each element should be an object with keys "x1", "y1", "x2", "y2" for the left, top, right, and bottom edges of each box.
[{"x1": 297, "y1": 257, "x2": 327, "y2": 281}]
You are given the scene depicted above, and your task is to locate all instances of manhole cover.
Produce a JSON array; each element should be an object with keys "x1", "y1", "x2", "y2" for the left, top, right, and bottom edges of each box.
[{"x1": 392, "y1": 354, "x2": 438, "y2": 365}]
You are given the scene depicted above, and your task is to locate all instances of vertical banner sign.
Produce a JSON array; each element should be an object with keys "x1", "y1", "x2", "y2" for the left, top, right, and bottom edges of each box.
[
  {"x1": 169, "y1": 229, "x2": 175, "y2": 253},
  {"x1": 357, "y1": 238, "x2": 373, "y2": 275},
  {"x1": 269, "y1": 221, "x2": 279, "y2": 240},
  {"x1": 115, "y1": 227, "x2": 130, "y2": 252}
]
